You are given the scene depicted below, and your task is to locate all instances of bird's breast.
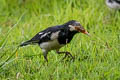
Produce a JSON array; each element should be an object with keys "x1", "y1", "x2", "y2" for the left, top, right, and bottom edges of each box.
[{"x1": 40, "y1": 39, "x2": 64, "y2": 51}]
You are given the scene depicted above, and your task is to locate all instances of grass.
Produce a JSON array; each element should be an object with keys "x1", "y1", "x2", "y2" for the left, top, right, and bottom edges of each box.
[{"x1": 0, "y1": 0, "x2": 120, "y2": 79}]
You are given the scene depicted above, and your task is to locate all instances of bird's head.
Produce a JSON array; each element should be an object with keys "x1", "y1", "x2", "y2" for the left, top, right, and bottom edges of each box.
[{"x1": 65, "y1": 20, "x2": 90, "y2": 36}]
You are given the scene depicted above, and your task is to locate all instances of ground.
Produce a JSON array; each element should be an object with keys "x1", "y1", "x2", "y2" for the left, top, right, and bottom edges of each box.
[{"x1": 0, "y1": 0, "x2": 120, "y2": 80}]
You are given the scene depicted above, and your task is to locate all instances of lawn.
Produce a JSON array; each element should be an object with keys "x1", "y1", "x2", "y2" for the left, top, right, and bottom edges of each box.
[{"x1": 0, "y1": 0, "x2": 120, "y2": 80}]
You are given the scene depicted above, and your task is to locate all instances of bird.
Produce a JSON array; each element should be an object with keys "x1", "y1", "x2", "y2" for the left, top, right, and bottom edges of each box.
[
  {"x1": 20, "y1": 20, "x2": 90, "y2": 62},
  {"x1": 106, "y1": 0, "x2": 120, "y2": 10}
]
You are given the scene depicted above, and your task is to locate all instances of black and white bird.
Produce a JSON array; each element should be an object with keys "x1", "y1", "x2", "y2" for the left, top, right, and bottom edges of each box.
[
  {"x1": 106, "y1": 0, "x2": 120, "y2": 10},
  {"x1": 20, "y1": 20, "x2": 89, "y2": 61}
]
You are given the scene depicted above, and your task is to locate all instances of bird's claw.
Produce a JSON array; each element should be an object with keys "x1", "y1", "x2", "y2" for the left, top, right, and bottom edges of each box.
[{"x1": 62, "y1": 52, "x2": 75, "y2": 61}]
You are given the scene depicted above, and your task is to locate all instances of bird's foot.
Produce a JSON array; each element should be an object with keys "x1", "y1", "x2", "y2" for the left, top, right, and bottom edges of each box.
[
  {"x1": 62, "y1": 52, "x2": 75, "y2": 61},
  {"x1": 56, "y1": 51, "x2": 75, "y2": 61}
]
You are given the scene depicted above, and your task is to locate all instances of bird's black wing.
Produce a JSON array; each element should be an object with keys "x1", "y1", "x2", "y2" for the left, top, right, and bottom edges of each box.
[{"x1": 30, "y1": 25, "x2": 65, "y2": 44}]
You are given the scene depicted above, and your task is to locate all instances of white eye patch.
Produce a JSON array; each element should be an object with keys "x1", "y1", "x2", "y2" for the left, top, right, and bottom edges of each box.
[{"x1": 68, "y1": 25, "x2": 76, "y2": 31}]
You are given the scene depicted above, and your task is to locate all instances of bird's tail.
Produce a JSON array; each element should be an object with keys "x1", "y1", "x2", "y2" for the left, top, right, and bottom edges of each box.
[{"x1": 20, "y1": 40, "x2": 32, "y2": 47}]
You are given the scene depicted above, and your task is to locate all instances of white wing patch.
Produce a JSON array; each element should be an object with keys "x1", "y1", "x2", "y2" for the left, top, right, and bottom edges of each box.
[
  {"x1": 40, "y1": 32, "x2": 51, "y2": 39},
  {"x1": 51, "y1": 31, "x2": 60, "y2": 40},
  {"x1": 39, "y1": 32, "x2": 43, "y2": 35}
]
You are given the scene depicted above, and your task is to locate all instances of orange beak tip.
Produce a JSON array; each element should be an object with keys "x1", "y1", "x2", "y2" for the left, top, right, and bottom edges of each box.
[{"x1": 84, "y1": 31, "x2": 90, "y2": 36}]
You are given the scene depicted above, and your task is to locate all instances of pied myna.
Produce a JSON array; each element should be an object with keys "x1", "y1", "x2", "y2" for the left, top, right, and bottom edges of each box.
[
  {"x1": 20, "y1": 20, "x2": 89, "y2": 61},
  {"x1": 106, "y1": 0, "x2": 120, "y2": 10}
]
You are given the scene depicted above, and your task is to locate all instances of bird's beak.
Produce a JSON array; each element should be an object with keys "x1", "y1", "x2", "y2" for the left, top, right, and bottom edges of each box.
[
  {"x1": 82, "y1": 30, "x2": 90, "y2": 36},
  {"x1": 75, "y1": 26, "x2": 90, "y2": 36}
]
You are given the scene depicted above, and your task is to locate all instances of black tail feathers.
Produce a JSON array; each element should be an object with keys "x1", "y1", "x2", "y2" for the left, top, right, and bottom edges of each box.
[{"x1": 20, "y1": 40, "x2": 32, "y2": 47}]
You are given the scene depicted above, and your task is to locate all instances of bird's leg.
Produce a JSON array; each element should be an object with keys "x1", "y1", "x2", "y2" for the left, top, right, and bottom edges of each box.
[
  {"x1": 44, "y1": 53, "x2": 48, "y2": 62},
  {"x1": 42, "y1": 49, "x2": 48, "y2": 62},
  {"x1": 56, "y1": 51, "x2": 74, "y2": 60}
]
